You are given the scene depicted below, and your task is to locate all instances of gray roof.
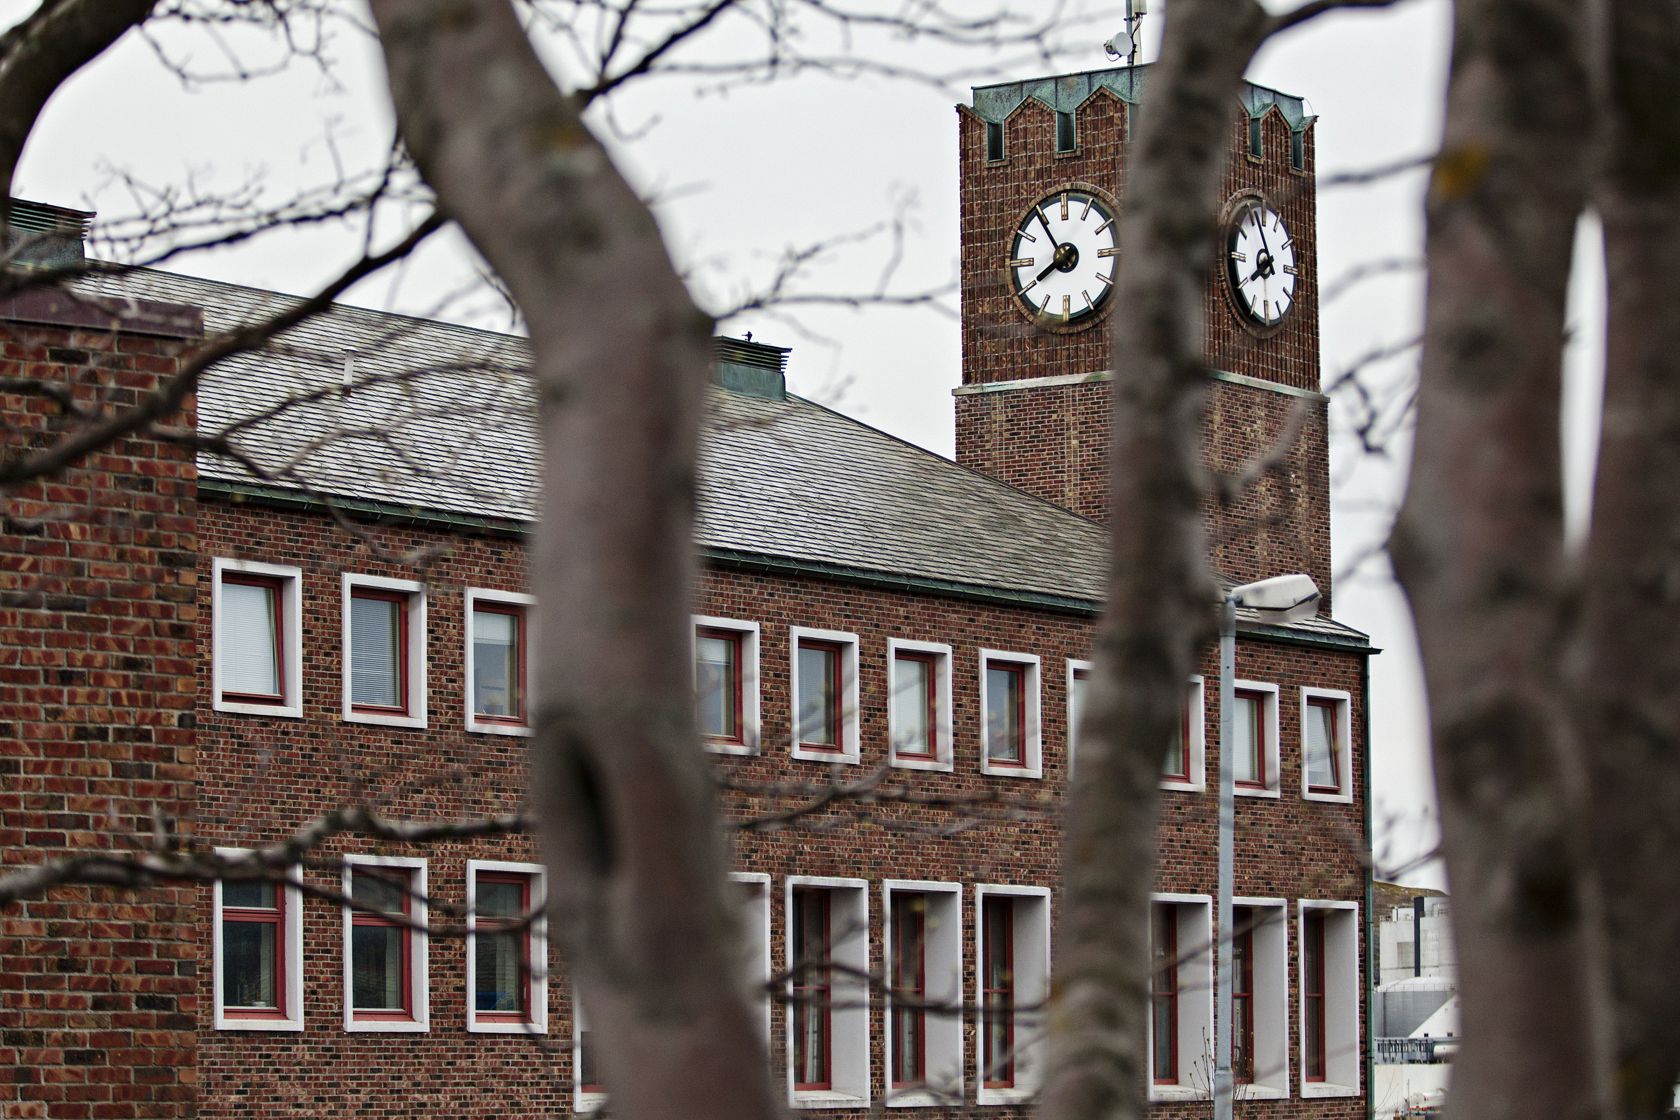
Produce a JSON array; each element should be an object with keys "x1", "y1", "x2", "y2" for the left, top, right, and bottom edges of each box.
[
  {"x1": 969, "y1": 65, "x2": 1315, "y2": 131},
  {"x1": 79, "y1": 267, "x2": 1365, "y2": 644}
]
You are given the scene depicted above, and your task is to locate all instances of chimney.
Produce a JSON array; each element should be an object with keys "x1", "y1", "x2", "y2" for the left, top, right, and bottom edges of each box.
[
  {"x1": 712, "y1": 336, "x2": 789, "y2": 400},
  {"x1": 5, "y1": 199, "x2": 91, "y2": 270}
]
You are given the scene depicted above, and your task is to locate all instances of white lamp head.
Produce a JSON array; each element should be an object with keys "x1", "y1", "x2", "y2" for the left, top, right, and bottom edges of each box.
[{"x1": 1231, "y1": 573, "x2": 1320, "y2": 624}]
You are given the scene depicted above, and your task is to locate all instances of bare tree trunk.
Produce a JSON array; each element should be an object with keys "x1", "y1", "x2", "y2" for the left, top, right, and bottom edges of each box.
[
  {"x1": 1042, "y1": 4, "x2": 1267, "y2": 1118},
  {"x1": 1390, "y1": 2, "x2": 1608, "y2": 1118},
  {"x1": 369, "y1": 5, "x2": 780, "y2": 1120},
  {"x1": 1576, "y1": 3, "x2": 1680, "y2": 1113}
]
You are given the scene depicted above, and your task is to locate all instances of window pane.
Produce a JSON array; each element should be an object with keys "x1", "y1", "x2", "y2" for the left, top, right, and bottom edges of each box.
[
  {"x1": 352, "y1": 871, "x2": 407, "y2": 915},
  {"x1": 1069, "y1": 670, "x2": 1088, "y2": 762},
  {"x1": 792, "y1": 890, "x2": 830, "y2": 1086},
  {"x1": 475, "y1": 928, "x2": 523, "y2": 1013},
  {"x1": 351, "y1": 924, "x2": 404, "y2": 1010},
  {"x1": 797, "y1": 644, "x2": 838, "y2": 746},
  {"x1": 1306, "y1": 701, "x2": 1338, "y2": 788},
  {"x1": 1233, "y1": 693, "x2": 1261, "y2": 783},
  {"x1": 982, "y1": 897, "x2": 1013, "y2": 1085},
  {"x1": 222, "y1": 880, "x2": 277, "y2": 910},
  {"x1": 222, "y1": 581, "x2": 280, "y2": 696},
  {"x1": 695, "y1": 633, "x2": 738, "y2": 739},
  {"x1": 985, "y1": 665, "x2": 1022, "y2": 762},
  {"x1": 350, "y1": 595, "x2": 402, "y2": 708},
  {"x1": 1151, "y1": 905, "x2": 1176, "y2": 1082},
  {"x1": 472, "y1": 608, "x2": 519, "y2": 718},
  {"x1": 1163, "y1": 693, "x2": 1188, "y2": 778},
  {"x1": 477, "y1": 879, "x2": 524, "y2": 920},
  {"x1": 891, "y1": 656, "x2": 933, "y2": 756},
  {"x1": 223, "y1": 919, "x2": 277, "y2": 1008},
  {"x1": 891, "y1": 897, "x2": 925, "y2": 1084}
]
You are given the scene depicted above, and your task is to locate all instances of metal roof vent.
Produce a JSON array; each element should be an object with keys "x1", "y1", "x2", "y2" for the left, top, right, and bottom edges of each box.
[
  {"x1": 5, "y1": 199, "x2": 91, "y2": 271},
  {"x1": 712, "y1": 336, "x2": 789, "y2": 400}
]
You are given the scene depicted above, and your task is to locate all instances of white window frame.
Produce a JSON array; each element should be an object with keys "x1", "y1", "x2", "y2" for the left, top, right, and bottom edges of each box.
[
  {"x1": 1297, "y1": 900, "x2": 1361, "y2": 1098},
  {"x1": 731, "y1": 871, "x2": 773, "y2": 1042},
  {"x1": 466, "y1": 859, "x2": 547, "y2": 1034},
  {"x1": 1299, "y1": 688, "x2": 1353, "y2": 803},
  {"x1": 1162, "y1": 674, "x2": 1207, "y2": 792},
  {"x1": 1066, "y1": 659, "x2": 1092, "y2": 774},
  {"x1": 465, "y1": 589, "x2": 535, "y2": 736},
  {"x1": 341, "y1": 854, "x2": 429, "y2": 1033},
  {"x1": 785, "y1": 875, "x2": 870, "y2": 1108},
  {"x1": 888, "y1": 639, "x2": 954, "y2": 772},
  {"x1": 973, "y1": 884, "x2": 1052, "y2": 1105},
  {"x1": 212, "y1": 848, "x2": 304, "y2": 1031},
  {"x1": 694, "y1": 615, "x2": 762, "y2": 756},
  {"x1": 881, "y1": 880, "x2": 964, "y2": 1106},
  {"x1": 1147, "y1": 892, "x2": 1214, "y2": 1102},
  {"x1": 1231, "y1": 896, "x2": 1290, "y2": 1099},
  {"x1": 1231, "y1": 679, "x2": 1280, "y2": 798},
  {"x1": 212, "y1": 558, "x2": 303, "y2": 719},
  {"x1": 978, "y1": 650, "x2": 1043, "y2": 779},
  {"x1": 789, "y1": 627, "x2": 861, "y2": 764},
  {"x1": 341, "y1": 574, "x2": 427, "y2": 729}
]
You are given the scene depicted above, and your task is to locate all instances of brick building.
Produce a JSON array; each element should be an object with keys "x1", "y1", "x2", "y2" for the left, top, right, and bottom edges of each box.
[{"x1": 1, "y1": 63, "x2": 1372, "y2": 1119}]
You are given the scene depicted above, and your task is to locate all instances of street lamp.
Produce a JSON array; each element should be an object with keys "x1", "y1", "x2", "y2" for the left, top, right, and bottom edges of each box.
[{"x1": 1214, "y1": 574, "x2": 1320, "y2": 1120}]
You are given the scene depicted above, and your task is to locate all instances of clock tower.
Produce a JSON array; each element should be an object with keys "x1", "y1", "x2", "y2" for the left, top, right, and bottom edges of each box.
[{"x1": 954, "y1": 67, "x2": 1333, "y2": 607}]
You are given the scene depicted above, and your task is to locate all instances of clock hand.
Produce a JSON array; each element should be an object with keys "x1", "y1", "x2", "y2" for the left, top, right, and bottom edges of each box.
[
  {"x1": 1251, "y1": 208, "x2": 1271, "y2": 256},
  {"x1": 1039, "y1": 209, "x2": 1058, "y2": 249}
]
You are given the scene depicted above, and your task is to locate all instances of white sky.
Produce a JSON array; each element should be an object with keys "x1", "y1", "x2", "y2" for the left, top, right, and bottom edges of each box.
[{"x1": 8, "y1": 0, "x2": 1610, "y2": 891}]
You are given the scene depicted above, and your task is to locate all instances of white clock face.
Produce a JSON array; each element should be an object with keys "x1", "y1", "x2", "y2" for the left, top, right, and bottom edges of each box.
[
  {"x1": 1226, "y1": 199, "x2": 1297, "y2": 327},
  {"x1": 1008, "y1": 188, "x2": 1120, "y2": 329}
]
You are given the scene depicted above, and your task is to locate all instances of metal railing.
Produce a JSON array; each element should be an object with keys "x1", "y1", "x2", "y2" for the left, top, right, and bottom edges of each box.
[{"x1": 1374, "y1": 1036, "x2": 1455, "y2": 1064}]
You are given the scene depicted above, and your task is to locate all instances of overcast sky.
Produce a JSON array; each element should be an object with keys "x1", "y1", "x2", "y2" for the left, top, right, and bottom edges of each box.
[{"x1": 8, "y1": 0, "x2": 1610, "y2": 891}]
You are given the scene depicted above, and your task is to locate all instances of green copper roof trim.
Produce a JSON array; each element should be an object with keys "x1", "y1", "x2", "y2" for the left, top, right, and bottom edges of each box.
[
  {"x1": 970, "y1": 64, "x2": 1314, "y2": 131},
  {"x1": 197, "y1": 479, "x2": 1371, "y2": 652}
]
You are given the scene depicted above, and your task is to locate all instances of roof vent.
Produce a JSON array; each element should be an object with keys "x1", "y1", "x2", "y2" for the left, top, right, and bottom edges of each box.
[
  {"x1": 712, "y1": 336, "x2": 789, "y2": 400},
  {"x1": 5, "y1": 199, "x2": 90, "y2": 271}
]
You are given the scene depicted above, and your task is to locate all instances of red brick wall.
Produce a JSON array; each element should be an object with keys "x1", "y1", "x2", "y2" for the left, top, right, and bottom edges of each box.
[
  {"x1": 191, "y1": 504, "x2": 1364, "y2": 1119},
  {"x1": 1, "y1": 295, "x2": 203, "y2": 1120},
  {"x1": 954, "y1": 89, "x2": 1333, "y2": 606}
]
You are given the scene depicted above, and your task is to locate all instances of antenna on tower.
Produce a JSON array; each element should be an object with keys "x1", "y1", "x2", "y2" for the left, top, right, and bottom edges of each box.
[{"x1": 1103, "y1": 0, "x2": 1149, "y2": 65}]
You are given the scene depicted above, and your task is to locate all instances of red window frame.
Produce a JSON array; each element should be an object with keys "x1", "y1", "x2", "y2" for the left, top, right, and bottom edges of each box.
[
  {"x1": 1232, "y1": 907, "x2": 1255, "y2": 1084},
  {"x1": 350, "y1": 587, "x2": 412, "y2": 716},
  {"x1": 796, "y1": 639, "x2": 846, "y2": 754},
  {"x1": 472, "y1": 870, "x2": 533, "y2": 1024},
  {"x1": 1303, "y1": 910, "x2": 1327, "y2": 1082},
  {"x1": 891, "y1": 651, "x2": 940, "y2": 761},
  {"x1": 791, "y1": 888, "x2": 833, "y2": 1090},
  {"x1": 696, "y1": 626, "x2": 745, "y2": 745},
  {"x1": 220, "y1": 572, "x2": 287, "y2": 706},
  {"x1": 220, "y1": 878, "x2": 288, "y2": 1020},
  {"x1": 1305, "y1": 697, "x2": 1342, "y2": 793},
  {"x1": 985, "y1": 660, "x2": 1029, "y2": 768},
  {"x1": 1151, "y1": 904, "x2": 1179, "y2": 1084},
  {"x1": 1233, "y1": 688, "x2": 1267, "y2": 789},
  {"x1": 471, "y1": 602, "x2": 527, "y2": 727},
  {"x1": 349, "y1": 867, "x2": 415, "y2": 1022},
  {"x1": 889, "y1": 895, "x2": 927, "y2": 1087},
  {"x1": 981, "y1": 895, "x2": 1015, "y2": 1088},
  {"x1": 1164, "y1": 684, "x2": 1192, "y2": 779}
]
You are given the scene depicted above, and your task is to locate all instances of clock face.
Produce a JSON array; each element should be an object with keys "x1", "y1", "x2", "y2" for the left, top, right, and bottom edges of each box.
[
  {"x1": 1224, "y1": 196, "x2": 1298, "y2": 329},
  {"x1": 1007, "y1": 187, "x2": 1120, "y2": 331}
]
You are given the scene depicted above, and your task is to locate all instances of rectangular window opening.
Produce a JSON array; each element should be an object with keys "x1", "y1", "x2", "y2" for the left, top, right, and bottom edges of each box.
[
  {"x1": 471, "y1": 603, "x2": 527, "y2": 726},
  {"x1": 981, "y1": 895, "x2": 1015, "y2": 1089},
  {"x1": 221, "y1": 575, "x2": 285, "y2": 704},
  {"x1": 797, "y1": 639, "x2": 845, "y2": 753},
  {"x1": 1304, "y1": 910, "x2": 1327, "y2": 1082},
  {"x1": 1150, "y1": 904, "x2": 1178, "y2": 1084},
  {"x1": 985, "y1": 662, "x2": 1027, "y2": 767},
  {"x1": 1233, "y1": 688, "x2": 1266, "y2": 788},
  {"x1": 1232, "y1": 906, "x2": 1255, "y2": 1084},
  {"x1": 891, "y1": 651, "x2": 939, "y2": 761},
  {"x1": 890, "y1": 894, "x2": 927, "y2": 1088},
  {"x1": 222, "y1": 879, "x2": 285, "y2": 1017},
  {"x1": 1055, "y1": 110, "x2": 1076, "y2": 153},
  {"x1": 1291, "y1": 130, "x2": 1306, "y2": 171},
  {"x1": 350, "y1": 589, "x2": 409, "y2": 713},
  {"x1": 985, "y1": 121, "x2": 1004, "y2": 161},
  {"x1": 696, "y1": 627, "x2": 744, "y2": 744},
  {"x1": 1306, "y1": 697, "x2": 1341, "y2": 793},
  {"x1": 1248, "y1": 115, "x2": 1264, "y2": 159},
  {"x1": 792, "y1": 887, "x2": 833, "y2": 1091},
  {"x1": 472, "y1": 873, "x2": 532, "y2": 1022}
]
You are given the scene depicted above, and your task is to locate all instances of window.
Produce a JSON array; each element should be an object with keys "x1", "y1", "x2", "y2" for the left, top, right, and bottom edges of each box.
[
  {"x1": 1301, "y1": 689, "x2": 1353, "y2": 801},
  {"x1": 974, "y1": 885, "x2": 1051, "y2": 1104},
  {"x1": 889, "y1": 640, "x2": 953, "y2": 771},
  {"x1": 694, "y1": 616, "x2": 761, "y2": 755},
  {"x1": 466, "y1": 590, "x2": 534, "y2": 735},
  {"x1": 342, "y1": 856, "x2": 428, "y2": 1031},
  {"x1": 1055, "y1": 110, "x2": 1076, "y2": 153},
  {"x1": 213, "y1": 851, "x2": 303, "y2": 1031},
  {"x1": 467, "y1": 861, "x2": 546, "y2": 1033},
  {"x1": 1298, "y1": 901, "x2": 1361, "y2": 1096},
  {"x1": 1231, "y1": 898, "x2": 1290, "y2": 1097},
  {"x1": 1230, "y1": 681, "x2": 1280, "y2": 797},
  {"x1": 979, "y1": 650, "x2": 1042, "y2": 778},
  {"x1": 574, "y1": 993, "x2": 605, "y2": 1108},
  {"x1": 1147, "y1": 894, "x2": 1213, "y2": 1101},
  {"x1": 212, "y1": 559, "x2": 302, "y2": 718},
  {"x1": 786, "y1": 877, "x2": 868, "y2": 1106},
  {"x1": 883, "y1": 881, "x2": 962, "y2": 1105},
  {"x1": 985, "y1": 121, "x2": 1004, "y2": 162},
  {"x1": 342, "y1": 575, "x2": 427, "y2": 728},
  {"x1": 790, "y1": 628, "x2": 860, "y2": 764},
  {"x1": 1066, "y1": 660, "x2": 1091, "y2": 771},
  {"x1": 1290, "y1": 129, "x2": 1306, "y2": 171},
  {"x1": 1162, "y1": 676, "x2": 1207, "y2": 791},
  {"x1": 1248, "y1": 115, "x2": 1264, "y2": 159}
]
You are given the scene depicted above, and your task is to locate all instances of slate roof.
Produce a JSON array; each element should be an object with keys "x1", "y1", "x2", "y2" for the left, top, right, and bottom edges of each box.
[{"x1": 79, "y1": 267, "x2": 1366, "y2": 644}]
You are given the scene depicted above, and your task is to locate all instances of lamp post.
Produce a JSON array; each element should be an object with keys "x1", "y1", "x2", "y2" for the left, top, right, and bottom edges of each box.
[{"x1": 1214, "y1": 573, "x2": 1320, "y2": 1120}]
